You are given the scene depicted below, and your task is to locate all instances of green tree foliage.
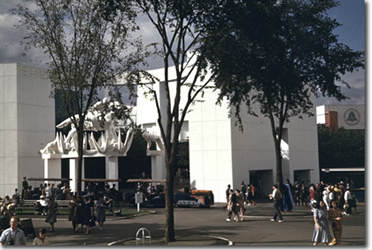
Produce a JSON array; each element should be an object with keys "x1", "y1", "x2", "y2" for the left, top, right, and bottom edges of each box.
[
  {"x1": 318, "y1": 125, "x2": 365, "y2": 168},
  {"x1": 201, "y1": 0, "x2": 364, "y2": 187},
  {"x1": 15, "y1": 0, "x2": 143, "y2": 196}
]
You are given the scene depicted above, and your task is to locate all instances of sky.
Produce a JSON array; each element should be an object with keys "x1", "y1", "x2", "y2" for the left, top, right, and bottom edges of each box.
[{"x1": 0, "y1": 0, "x2": 366, "y2": 105}]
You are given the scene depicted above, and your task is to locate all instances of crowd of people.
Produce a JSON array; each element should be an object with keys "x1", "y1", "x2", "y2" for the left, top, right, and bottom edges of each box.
[
  {"x1": 0, "y1": 179, "x2": 121, "y2": 246},
  {"x1": 225, "y1": 179, "x2": 360, "y2": 246}
]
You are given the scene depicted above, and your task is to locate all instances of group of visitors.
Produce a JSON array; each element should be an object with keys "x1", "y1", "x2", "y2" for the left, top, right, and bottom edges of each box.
[
  {"x1": 308, "y1": 180, "x2": 359, "y2": 246},
  {"x1": 225, "y1": 178, "x2": 360, "y2": 246},
  {"x1": 225, "y1": 185, "x2": 247, "y2": 222},
  {"x1": 292, "y1": 180, "x2": 358, "y2": 216},
  {"x1": 68, "y1": 193, "x2": 112, "y2": 234},
  {"x1": 21, "y1": 178, "x2": 73, "y2": 201}
]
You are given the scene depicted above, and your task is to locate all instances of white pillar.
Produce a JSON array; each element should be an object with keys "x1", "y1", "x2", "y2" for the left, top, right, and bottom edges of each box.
[
  {"x1": 44, "y1": 158, "x2": 61, "y2": 184},
  {"x1": 69, "y1": 158, "x2": 84, "y2": 193},
  {"x1": 105, "y1": 156, "x2": 119, "y2": 188},
  {"x1": 151, "y1": 155, "x2": 166, "y2": 180}
]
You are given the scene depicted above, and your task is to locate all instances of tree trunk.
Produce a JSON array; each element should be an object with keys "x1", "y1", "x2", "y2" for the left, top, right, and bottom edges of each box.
[
  {"x1": 76, "y1": 124, "x2": 84, "y2": 198},
  {"x1": 269, "y1": 114, "x2": 284, "y2": 188},
  {"x1": 274, "y1": 139, "x2": 284, "y2": 187},
  {"x1": 164, "y1": 153, "x2": 175, "y2": 242}
]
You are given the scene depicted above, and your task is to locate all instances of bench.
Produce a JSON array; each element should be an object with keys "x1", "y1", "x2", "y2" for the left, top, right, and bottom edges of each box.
[{"x1": 15, "y1": 199, "x2": 71, "y2": 215}]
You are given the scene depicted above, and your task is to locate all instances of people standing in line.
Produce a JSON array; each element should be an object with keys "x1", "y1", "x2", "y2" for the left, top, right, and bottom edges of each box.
[
  {"x1": 226, "y1": 189, "x2": 239, "y2": 222},
  {"x1": 45, "y1": 196, "x2": 58, "y2": 232},
  {"x1": 235, "y1": 189, "x2": 244, "y2": 221},
  {"x1": 328, "y1": 200, "x2": 343, "y2": 245},
  {"x1": 269, "y1": 185, "x2": 283, "y2": 223},
  {"x1": 312, "y1": 200, "x2": 333, "y2": 246},
  {"x1": 96, "y1": 195, "x2": 106, "y2": 231},
  {"x1": 22, "y1": 177, "x2": 29, "y2": 200},
  {"x1": 81, "y1": 195, "x2": 94, "y2": 235},
  {"x1": 0, "y1": 216, "x2": 26, "y2": 246},
  {"x1": 33, "y1": 228, "x2": 50, "y2": 246}
]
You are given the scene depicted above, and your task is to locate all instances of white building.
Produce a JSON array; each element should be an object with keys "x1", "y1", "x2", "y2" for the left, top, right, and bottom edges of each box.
[
  {"x1": 0, "y1": 62, "x2": 321, "y2": 202},
  {"x1": 316, "y1": 104, "x2": 365, "y2": 130},
  {"x1": 0, "y1": 63, "x2": 55, "y2": 197},
  {"x1": 136, "y1": 66, "x2": 320, "y2": 202}
]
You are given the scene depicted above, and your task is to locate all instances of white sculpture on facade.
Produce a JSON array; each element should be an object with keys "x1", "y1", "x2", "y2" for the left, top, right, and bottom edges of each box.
[
  {"x1": 142, "y1": 130, "x2": 165, "y2": 155},
  {"x1": 40, "y1": 98, "x2": 134, "y2": 156}
]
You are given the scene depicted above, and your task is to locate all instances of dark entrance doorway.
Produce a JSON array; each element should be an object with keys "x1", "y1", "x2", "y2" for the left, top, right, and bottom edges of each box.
[
  {"x1": 249, "y1": 170, "x2": 273, "y2": 199},
  {"x1": 84, "y1": 157, "x2": 105, "y2": 190}
]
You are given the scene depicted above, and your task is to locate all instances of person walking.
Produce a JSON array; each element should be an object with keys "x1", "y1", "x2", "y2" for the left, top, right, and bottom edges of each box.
[
  {"x1": 226, "y1": 189, "x2": 239, "y2": 222},
  {"x1": 68, "y1": 196, "x2": 78, "y2": 232},
  {"x1": 225, "y1": 184, "x2": 231, "y2": 210},
  {"x1": 269, "y1": 185, "x2": 283, "y2": 223},
  {"x1": 96, "y1": 194, "x2": 106, "y2": 231},
  {"x1": 33, "y1": 228, "x2": 50, "y2": 246},
  {"x1": 328, "y1": 200, "x2": 343, "y2": 245},
  {"x1": 81, "y1": 195, "x2": 94, "y2": 235},
  {"x1": 240, "y1": 182, "x2": 247, "y2": 204},
  {"x1": 45, "y1": 196, "x2": 58, "y2": 232},
  {"x1": 235, "y1": 189, "x2": 245, "y2": 221},
  {"x1": 312, "y1": 200, "x2": 333, "y2": 246},
  {"x1": 0, "y1": 216, "x2": 26, "y2": 246}
]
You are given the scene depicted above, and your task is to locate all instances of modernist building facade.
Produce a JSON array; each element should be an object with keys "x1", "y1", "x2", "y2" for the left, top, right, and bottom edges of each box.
[
  {"x1": 0, "y1": 63, "x2": 55, "y2": 197},
  {"x1": 0, "y1": 63, "x2": 321, "y2": 202},
  {"x1": 136, "y1": 66, "x2": 320, "y2": 202}
]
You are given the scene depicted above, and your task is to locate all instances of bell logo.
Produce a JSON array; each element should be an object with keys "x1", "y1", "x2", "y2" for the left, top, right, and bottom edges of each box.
[{"x1": 344, "y1": 109, "x2": 360, "y2": 126}]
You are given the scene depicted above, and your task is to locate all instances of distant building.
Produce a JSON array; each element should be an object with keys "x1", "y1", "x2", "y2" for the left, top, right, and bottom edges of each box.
[
  {"x1": 316, "y1": 104, "x2": 365, "y2": 130},
  {"x1": 316, "y1": 104, "x2": 365, "y2": 187}
]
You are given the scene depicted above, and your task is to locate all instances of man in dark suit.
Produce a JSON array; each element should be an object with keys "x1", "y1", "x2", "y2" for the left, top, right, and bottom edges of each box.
[{"x1": 269, "y1": 185, "x2": 284, "y2": 222}]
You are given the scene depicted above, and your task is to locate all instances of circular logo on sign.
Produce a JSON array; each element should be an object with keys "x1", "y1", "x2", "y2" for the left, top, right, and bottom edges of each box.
[{"x1": 344, "y1": 108, "x2": 360, "y2": 126}]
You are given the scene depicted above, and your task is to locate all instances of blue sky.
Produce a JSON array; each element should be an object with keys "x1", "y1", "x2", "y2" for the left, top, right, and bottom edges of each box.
[{"x1": 329, "y1": 0, "x2": 365, "y2": 51}]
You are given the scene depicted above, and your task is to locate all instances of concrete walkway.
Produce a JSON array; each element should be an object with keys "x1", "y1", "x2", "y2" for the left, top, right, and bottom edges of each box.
[{"x1": 23, "y1": 201, "x2": 365, "y2": 246}]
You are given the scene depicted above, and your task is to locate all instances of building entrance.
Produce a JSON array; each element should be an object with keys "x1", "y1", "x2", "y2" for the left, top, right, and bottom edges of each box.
[
  {"x1": 294, "y1": 170, "x2": 310, "y2": 185},
  {"x1": 249, "y1": 170, "x2": 273, "y2": 199}
]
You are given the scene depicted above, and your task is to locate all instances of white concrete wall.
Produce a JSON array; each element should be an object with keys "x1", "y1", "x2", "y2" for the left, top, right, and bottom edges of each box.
[
  {"x1": 189, "y1": 89, "x2": 233, "y2": 203},
  {"x1": 229, "y1": 109, "x2": 277, "y2": 191},
  {"x1": 0, "y1": 64, "x2": 55, "y2": 197},
  {"x1": 229, "y1": 97, "x2": 320, "y2": 195}
]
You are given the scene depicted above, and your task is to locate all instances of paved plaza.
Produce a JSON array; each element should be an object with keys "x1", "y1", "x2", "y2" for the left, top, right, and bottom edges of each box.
[{"x1": 19, "y1": 201, "x2": 365, "y2": 247}]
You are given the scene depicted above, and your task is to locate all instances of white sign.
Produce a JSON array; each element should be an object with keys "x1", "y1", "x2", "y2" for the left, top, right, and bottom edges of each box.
[{"x1": 135, "y1": 192, "x2": 144, "y2": 204}]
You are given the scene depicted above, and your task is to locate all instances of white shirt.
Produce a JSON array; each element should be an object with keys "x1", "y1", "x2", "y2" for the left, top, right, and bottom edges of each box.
[
  {"x1": 38, "y1": 199, "x2": 48, "y2": 206},
  {"x1": 344, "y1": 190, "x2": 352, "y2": 201}
]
